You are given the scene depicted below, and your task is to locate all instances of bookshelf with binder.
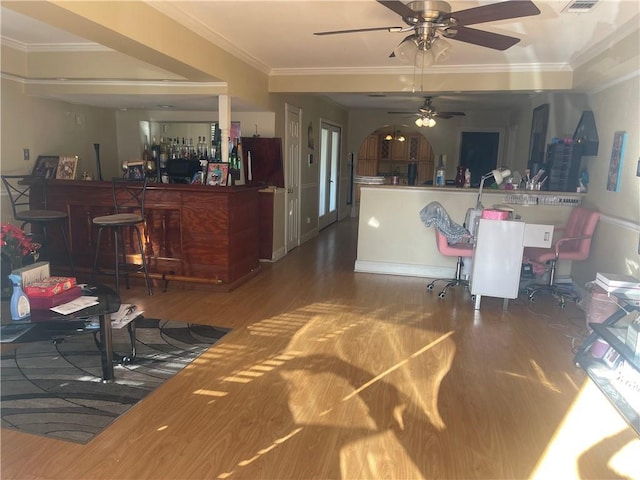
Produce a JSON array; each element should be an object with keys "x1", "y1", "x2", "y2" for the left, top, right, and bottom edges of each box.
[{"x1": 574, "y1": 286, "x2": 640, "y2": 436}]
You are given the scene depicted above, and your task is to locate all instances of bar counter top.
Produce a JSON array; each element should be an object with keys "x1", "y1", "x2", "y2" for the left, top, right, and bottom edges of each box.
[{"x1": 43, "y1": 180, "x2": 262, "y2": 291}]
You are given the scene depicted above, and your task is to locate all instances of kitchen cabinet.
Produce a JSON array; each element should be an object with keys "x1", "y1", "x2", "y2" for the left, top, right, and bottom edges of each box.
[
  {"x1": 356, "y1": 133, "x2": 435, "y2": 185},
  {"x1": 358, "y1": 134, "x2": 379, "y2": 160},
  {"x1": 357, "y1": 134, "x2": 379, "y2": 177},
  {"x1": 574, "y1": 305, "x2": 640, "y2": 435}
]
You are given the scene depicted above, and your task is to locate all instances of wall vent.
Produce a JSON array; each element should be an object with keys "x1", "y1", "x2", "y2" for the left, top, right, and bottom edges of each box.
[{"x1": 562, "y1": 0, "x2": 599, "y2": 13}]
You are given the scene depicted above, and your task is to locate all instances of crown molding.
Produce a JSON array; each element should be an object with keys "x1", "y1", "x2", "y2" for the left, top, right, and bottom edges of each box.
[
  {"x1": 270, "y1": 63, "x2": 573, "y2": 77},
  {"x1": 0, "y1": 35, "x2": 109, "y2": 53}
]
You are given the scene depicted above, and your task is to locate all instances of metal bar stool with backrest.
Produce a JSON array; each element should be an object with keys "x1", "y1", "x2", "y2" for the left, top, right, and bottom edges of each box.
[
  {"x1": 1, "y1": 174, "x2": 75, "y2": 275},
  {"x1": 91, "y1": 177, "x2": 153, "y2": 296}
]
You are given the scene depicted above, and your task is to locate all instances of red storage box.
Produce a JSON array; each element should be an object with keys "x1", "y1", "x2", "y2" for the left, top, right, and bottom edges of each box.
[
  {"x1": 28, "y1": 286, "x2": 82, "y2": 309},
  {"x1": 481, "y1": 209, "x2": 510, "y2": 220},
  {"x1": 25, "y1": 276, "x2": 77, "y2": 297}
]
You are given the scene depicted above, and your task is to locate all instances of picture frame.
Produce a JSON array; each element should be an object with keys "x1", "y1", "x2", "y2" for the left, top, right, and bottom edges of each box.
[
  {"x1": 191, "y1": 170, "x2": 205, "y2": 185},
  {"x1": 607, "y1": 131, "x2": 627, "y2": 192},
  {"x1": 125, "y1": 161, "x2": 145, "y2": 181},
  {"x1": 528, "y1": 104, "x2": 549, "y2": 167},
  {"x1": 206, "y1": 162, "x2": 228, "y2": 186},
  {"x1": 55, "y1": 155, "x2": 78, "y2": 180},
  {"x1": 32, "y1": 155, "x2": 59, "y2": 179}
]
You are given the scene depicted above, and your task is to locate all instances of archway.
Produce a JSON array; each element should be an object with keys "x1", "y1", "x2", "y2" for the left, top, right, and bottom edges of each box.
[{"x1": 355, "y1": 127, "x2": 436, "y2": 187}]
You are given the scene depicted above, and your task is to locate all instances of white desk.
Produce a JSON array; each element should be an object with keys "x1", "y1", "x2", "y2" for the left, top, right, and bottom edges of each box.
[{"x1": 470, "y1": 219, "x2": 554, "y2": 310}]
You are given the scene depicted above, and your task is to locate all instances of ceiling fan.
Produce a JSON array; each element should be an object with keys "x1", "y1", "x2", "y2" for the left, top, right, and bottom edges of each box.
[
  {"x1": 389, "y1": 96, "x2": 465, "y2": 127},
  {"x1": 314, "y1": 0, "x2": 541, "y2": 63}
]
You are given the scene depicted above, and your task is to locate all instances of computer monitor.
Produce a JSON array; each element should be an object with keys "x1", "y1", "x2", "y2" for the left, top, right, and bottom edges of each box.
[{"x1": 166, "y1": 159, "x2": 199, "y2": 183}]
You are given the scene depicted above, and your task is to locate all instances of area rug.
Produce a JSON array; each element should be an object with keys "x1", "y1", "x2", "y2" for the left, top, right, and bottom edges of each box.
[{"x1": 0, "y1": 318, "x2": 229, "y2": 444}]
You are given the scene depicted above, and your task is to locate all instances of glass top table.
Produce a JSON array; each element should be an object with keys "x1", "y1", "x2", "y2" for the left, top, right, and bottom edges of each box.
[{"x1": 1, "y1": 284, "x2": 121, "y2": 382}]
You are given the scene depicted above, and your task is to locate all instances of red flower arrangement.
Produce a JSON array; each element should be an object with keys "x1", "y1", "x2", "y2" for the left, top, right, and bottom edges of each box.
[{"x1": 1, "y1": 223, "x2": 41, "y2": 266}]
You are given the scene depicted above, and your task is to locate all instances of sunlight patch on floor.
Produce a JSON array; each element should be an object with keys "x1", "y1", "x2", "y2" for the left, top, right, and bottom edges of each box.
[{"x1": 531, "y1": 380, "x2": 640, "y2": 479}]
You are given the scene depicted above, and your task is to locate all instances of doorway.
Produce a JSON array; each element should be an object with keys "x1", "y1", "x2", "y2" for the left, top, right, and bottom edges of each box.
[
  {"x1": 458, "y1": 130, "x2": 502, "y2": 187},
  {"x1": 285, "y1": 104, "x2": 301, "y2": 251},
  {"x1": 319, "y1": 121, "x2": 341, "y2": 230}
]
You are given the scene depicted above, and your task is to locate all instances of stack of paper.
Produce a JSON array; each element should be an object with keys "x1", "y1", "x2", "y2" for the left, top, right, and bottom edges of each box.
[
  {"x1": 50, "y1": 296, "x2": 99, "y2": 315},
  {"x1": 110, "y1": 304, "x2": 144, "y2": 329},
  {"x1": 595, "y1": 272, "x2": 640, "y2": 305}
]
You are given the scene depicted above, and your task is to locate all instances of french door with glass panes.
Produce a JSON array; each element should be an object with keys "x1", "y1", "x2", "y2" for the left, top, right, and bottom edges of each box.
[{"x1": 319, "y1": 121, "x2": 340, "y2": 229}]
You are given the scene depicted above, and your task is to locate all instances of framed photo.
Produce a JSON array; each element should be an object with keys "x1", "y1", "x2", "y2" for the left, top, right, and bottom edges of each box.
[
  {"x1": 55, "y1": 155, "x2": 78, "y2": 180},
  {"x1": 191, "y1": 170, "x2": 205, "y2": 185},
  {"x1": 206, "y1": 162, "x2": 228, "y2": 186},
  {"x1": 125, "y1": 161, "x2": 145, "y2": 180},
  {"x1": 32, "y1": 155, "x2": 59, "y2": 179},
  {"x1": 528, "y1": 104, "x2": 549, "y2": 166},
  {"x1": 607, "y1": 131, "x2": 627, "y2": 192}
]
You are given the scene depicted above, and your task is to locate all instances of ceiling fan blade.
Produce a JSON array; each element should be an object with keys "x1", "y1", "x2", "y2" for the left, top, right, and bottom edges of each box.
[
  {"x1": 445, "y1": 0, "x2": 541, "y2": 26},
  {"x1": 377, "y1": 0, "x2": 419, "y2": 21},
  {"x1": 435, "y1": 112, "x2": 466, "y2": 119},
  {"x1": 443, "y1": 25, "x2": 520, "y2": 51},
  {"x1": 314, "y1": 26, "x2": 398, "y2": 36},
  {"x1": 388, "y1": 112, "x2": 419, "y2": 115}
]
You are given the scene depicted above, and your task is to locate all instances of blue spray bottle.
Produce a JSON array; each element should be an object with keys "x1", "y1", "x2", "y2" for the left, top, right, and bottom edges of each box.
[{"x1": 8, "y1": 273, "x2": 30, "y2": 320}]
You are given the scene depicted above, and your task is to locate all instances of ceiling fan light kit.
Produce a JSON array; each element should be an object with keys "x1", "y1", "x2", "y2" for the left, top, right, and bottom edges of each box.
[{"x1": 415, "y1": 116, "x2": 436, "y2": 128}]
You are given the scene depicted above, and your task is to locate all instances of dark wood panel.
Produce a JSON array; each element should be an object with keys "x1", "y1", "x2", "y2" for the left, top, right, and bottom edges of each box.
[{"x1": 41, "y1": 180, "x2": 261, "y2": 290}]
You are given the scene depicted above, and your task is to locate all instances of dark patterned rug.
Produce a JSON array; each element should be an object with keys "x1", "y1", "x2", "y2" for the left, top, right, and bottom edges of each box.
[{"x1": 0, "y1": 318, "x2": 229, "y2": 444}]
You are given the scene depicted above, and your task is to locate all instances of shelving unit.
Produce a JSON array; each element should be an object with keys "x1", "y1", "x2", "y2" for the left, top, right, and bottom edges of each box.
[{"x1": 574, "y1": 306, "x2": 640, "y2": 436}]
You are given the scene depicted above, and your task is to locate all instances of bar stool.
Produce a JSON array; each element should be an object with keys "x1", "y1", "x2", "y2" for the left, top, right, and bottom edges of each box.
[
  {"x1": 91, "y1": 177, "x2": 153, "y2": 295},
  {"x1": 1, "y1": 174, "x2": 75, "y2": 276}
]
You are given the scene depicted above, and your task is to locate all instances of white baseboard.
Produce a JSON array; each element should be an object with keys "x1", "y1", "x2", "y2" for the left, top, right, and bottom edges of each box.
[{"x1": 354, "y1": 260, "x2": 455, "y2": 279}]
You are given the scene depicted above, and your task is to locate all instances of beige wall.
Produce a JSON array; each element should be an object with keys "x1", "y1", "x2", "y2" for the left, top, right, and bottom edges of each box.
[
  {"x1": 574, "y1": 74, "x2": 640, "y2": 286},
  {"x1": 1, "y1": 77, "x2": 119, "y2": 223}
]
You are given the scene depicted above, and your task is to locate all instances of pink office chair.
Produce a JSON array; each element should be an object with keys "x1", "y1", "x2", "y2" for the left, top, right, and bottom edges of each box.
[
  {"x1": 428, "y1": 228, "x2": 474, "y2": 298},
  {"x1": 523, "y1": 206, "x2": 599, "y2": 307}
]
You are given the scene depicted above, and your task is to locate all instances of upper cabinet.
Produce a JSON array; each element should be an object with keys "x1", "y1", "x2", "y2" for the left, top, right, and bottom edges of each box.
[{"x1": 358, "y1": 134, "x2": 379, "y2": 161}]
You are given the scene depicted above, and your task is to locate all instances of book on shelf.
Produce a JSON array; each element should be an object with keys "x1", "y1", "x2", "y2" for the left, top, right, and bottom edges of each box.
[
  {"x1": 595, "y1": 273, "x2": 640, "y2": 306},
  {"x1": 596, "y1": 272, "x2": 640, "y2": 290}
]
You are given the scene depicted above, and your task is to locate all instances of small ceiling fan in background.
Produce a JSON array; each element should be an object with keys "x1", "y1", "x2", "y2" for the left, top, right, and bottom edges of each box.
[
  {"x1": 314, "y1": 0, "x2": 541, "y2": 65},
  {"x1": 389, "y1": 96, "x2": 465, "y2": 127}
]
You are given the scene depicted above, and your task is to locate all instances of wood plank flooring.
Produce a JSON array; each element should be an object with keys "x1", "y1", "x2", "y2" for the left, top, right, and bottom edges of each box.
[{"x1": 2, "y1": 218, "x2": 638, "y2": 479}]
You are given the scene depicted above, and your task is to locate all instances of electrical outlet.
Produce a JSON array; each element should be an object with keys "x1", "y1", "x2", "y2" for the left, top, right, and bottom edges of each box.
[
  {"x1": 23, "y1": 148, "x2": 30, "y2": 161},
  {"x1": 306, "y1": 217, "x2": 311, "y2": 224}
]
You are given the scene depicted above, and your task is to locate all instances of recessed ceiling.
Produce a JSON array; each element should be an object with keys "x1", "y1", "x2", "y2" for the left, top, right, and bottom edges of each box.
[{"x1": 1, "y1": 1, "x2": 638, "y2": 112}]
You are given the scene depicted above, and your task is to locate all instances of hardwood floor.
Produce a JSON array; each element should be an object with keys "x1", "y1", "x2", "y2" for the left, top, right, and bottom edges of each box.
[{"x1": 2, "y1": 218, "x2": 638, "y2": 479}]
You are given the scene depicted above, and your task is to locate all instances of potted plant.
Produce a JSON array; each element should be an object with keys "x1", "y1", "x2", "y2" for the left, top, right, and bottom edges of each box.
[{"x1": 1, "y1": 223, "x2": 40, "y2": 298}]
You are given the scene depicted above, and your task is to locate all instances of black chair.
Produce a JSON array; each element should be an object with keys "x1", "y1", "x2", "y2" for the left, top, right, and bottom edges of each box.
[
  {"x1": 1, "y1": 174, "x2": 75, "y2": 275},
  {"x1": 91, "y1": 177, "x2": 153, "y2": 295}
]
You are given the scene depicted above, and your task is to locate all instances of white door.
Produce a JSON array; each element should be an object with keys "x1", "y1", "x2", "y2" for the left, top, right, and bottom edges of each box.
[
  {"x1": 285, "y1": 104, "x2": 301, "y2": 251},
  {"x1": 319, "y1": 121, "x2": 340, "y2": 229}
]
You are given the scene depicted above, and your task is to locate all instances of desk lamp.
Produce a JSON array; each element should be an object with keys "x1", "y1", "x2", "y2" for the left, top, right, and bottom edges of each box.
[{"x1": 476, "y1": 168, "x2": 511, "y2": 209}]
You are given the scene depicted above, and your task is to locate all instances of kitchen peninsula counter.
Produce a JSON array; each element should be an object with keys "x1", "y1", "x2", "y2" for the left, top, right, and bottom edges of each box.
[
  {"x1": 44, "y1": 180, "x2": 261, "y2": 291},
  {"x1": 355, "y1": 184, "x2": 584, "y2": 279}
]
